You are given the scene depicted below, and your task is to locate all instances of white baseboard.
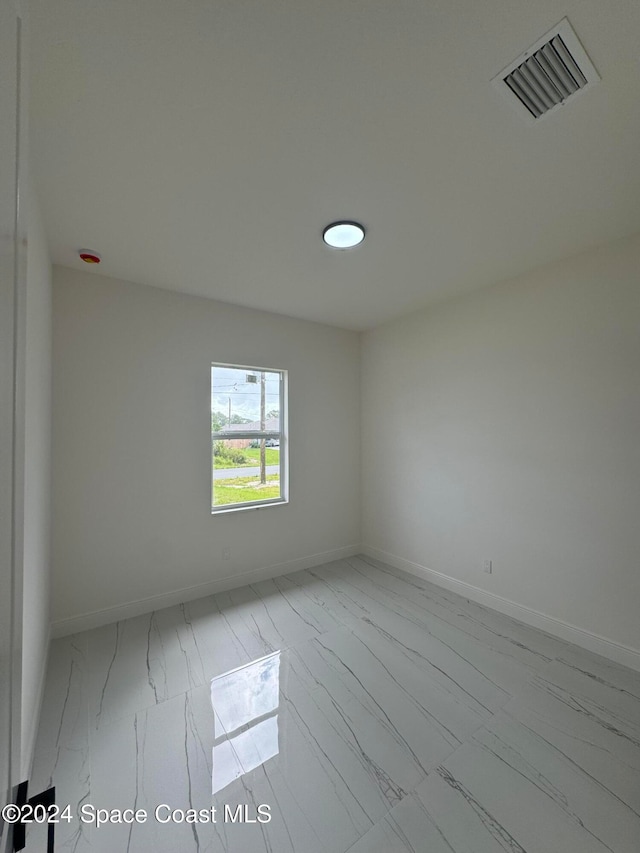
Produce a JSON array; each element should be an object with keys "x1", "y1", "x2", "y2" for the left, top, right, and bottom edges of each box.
[
  {"x1": 22, "y1": 625, "x2": 52, "y2": 778},
  {"x1": 362, "y1": 545, "x2": 640, "y2": 673},
  {"x1": 51, "y1": 544, "x2": 360, "y2": 637}
]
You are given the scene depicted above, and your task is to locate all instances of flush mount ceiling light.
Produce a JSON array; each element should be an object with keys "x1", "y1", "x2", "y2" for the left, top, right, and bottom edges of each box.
[
  {"x1": 323, "y1": 221, "x2": 365, "y2": 249},
  {"x1": 78, "y1": 249, "x2": 101, "y2": 264}
]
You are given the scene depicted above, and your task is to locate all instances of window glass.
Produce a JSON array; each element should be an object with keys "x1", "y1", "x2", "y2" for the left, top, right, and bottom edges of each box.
[{"x1": 211, "y1": 364, "x2": 286, "y2": 511}]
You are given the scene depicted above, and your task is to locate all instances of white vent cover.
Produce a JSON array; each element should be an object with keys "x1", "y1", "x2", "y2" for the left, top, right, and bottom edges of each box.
[{"x1": 492, "y1": 18, "x2": 600, "y2": 122}]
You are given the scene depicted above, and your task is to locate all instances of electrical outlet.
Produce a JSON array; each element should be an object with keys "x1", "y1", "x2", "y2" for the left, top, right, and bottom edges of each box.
[
  {"x1": 222, "y1": 547, "x2": 231, "y2": 561},
  {"x1": 483, "y1": 559, "x2": 492, "y2": 574}
]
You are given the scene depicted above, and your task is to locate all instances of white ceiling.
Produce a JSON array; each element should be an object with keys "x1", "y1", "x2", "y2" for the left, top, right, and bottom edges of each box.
[{"x1": 29, "y1": 0, "x2": 640, "y2": 330}]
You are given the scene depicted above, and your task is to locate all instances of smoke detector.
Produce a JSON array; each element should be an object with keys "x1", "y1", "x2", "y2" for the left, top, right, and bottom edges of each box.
[{"x1": 492, "y1": 18, "x2": 600, "y2": 122}]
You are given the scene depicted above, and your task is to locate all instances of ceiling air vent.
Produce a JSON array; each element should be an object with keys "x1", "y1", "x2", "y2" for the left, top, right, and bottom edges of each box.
[{"x1": 492, "y1": 18, "x2": 600, "y2": 122}]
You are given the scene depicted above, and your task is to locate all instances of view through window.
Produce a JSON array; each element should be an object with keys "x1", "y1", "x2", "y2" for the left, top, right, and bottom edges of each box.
[{"x1": 211, "y1": 363, "x2": 286, "y2": 511}]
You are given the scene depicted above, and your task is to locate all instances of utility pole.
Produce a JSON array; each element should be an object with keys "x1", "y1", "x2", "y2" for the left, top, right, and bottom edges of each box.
[
  {"x1": 260, "y1": 372, "x2": 266, "y2": 484},
  {"x1": 228, "y1": 397, "x2": 231, "y2": 429}
]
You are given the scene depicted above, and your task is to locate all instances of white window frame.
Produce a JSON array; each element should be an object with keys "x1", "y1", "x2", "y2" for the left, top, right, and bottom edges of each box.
[{"x1": 211, "y1": 362, "x2": 288, "y2": 514}]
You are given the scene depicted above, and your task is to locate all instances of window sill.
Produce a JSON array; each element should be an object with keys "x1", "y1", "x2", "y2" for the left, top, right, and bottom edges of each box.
[{"x1": 211, "y1": 498, "x2": 289, "y2": 516}]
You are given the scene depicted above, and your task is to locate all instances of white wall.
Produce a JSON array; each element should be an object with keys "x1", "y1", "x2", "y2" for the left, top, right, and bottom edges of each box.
[
  {"x1": 362, "y1": 232, "x2": 640, "y2": 659},
  {"x1": 52, "y1": 268, "x2": 360, "y2": 632},
  {"x1": 21, "y1": 182, "x2": 52, "y2": 774}
]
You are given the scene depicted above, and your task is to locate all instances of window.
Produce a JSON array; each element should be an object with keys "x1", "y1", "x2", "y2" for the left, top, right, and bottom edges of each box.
[{"x1": 211, "y1": 362, "x2": 287, "y2": 512}]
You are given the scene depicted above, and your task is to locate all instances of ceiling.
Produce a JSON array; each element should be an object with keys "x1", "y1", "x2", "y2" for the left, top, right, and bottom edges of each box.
[{"x1": 29, "y1": 0, "x2": 640, "y2": 330}]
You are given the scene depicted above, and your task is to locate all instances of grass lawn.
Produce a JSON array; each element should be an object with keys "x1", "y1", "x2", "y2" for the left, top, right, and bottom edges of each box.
[
  {"x1": 213, "y1": 475, "x2": 280, "y2": 506},
  {"x1": 214, "y1": 448, "x2": 280, "y2": 469}
]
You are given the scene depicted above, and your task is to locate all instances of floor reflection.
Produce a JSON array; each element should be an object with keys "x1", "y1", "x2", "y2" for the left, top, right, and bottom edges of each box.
[{"x1": 211, "y1": 651, "x2": 281, "y2": 794}]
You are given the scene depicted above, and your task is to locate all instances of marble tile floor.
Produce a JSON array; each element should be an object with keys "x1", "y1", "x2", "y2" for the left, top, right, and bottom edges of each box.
[{"x1": 26, "y1": 555, "x2": 640, "y2": 852}]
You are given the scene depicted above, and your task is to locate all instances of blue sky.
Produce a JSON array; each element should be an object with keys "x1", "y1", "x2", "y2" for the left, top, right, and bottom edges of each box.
[{"x1": 211, "y1": 365, "x2": 280, "y2": 423}]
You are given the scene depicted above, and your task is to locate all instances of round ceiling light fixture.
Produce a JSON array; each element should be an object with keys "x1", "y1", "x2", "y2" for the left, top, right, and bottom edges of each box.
[
  {"x1": 323, "y1": 221, "x2": 365, "y2": 249},
  {"x1": 78, "y1": 249, "x2": 101, "y2": 264}
]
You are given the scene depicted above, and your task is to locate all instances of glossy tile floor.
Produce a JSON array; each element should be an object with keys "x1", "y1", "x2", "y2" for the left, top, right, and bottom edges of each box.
[{"x1": 28, "y1": 556, "x2": 640, "y2": 852}]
